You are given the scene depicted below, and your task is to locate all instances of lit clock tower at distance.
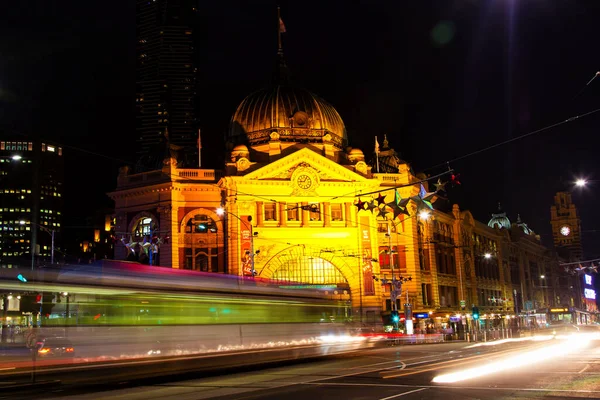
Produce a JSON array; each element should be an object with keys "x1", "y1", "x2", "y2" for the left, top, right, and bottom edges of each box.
[{"x1": 550, "y1": 191, "x2": 583, "y2": 261}]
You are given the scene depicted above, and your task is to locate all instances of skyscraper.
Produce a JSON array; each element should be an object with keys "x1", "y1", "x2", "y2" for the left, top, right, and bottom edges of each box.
[
  {"x1": 0, "y1": 138, "x2": 64, "y2": 267},
  {"x1": 136, "y1": 0, "x2": 199, "y2": 171}
]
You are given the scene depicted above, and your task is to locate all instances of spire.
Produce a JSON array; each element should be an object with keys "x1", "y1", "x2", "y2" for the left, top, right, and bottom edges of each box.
[{"x1": 274, "y1": 6, "x2": 289, "y2": 84}]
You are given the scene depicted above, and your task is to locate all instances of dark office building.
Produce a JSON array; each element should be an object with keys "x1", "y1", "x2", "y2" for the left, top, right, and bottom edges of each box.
[
  {"x1": 136, "y1": 0, "x2": 200, "y2": 171},
  {"x1": 0, "y1": 139, "x2": 64, "y2": 267}
]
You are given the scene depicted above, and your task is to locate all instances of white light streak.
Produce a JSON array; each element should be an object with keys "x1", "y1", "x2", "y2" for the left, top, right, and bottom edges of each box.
[{"x1": 433, "y1": 334, "x2": 596, "y2": 383}]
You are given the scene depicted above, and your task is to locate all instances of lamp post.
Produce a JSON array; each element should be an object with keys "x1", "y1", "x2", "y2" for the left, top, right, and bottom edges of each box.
[
  {"x1": 216, "y1": 207, "x2": 256, "y2": 276},
  {"x1": 385, "y1": 224, "x2": 396, "y2": 311},
  {"x1": 20, "y1": 220, "x2": 56, "y2": 268}
]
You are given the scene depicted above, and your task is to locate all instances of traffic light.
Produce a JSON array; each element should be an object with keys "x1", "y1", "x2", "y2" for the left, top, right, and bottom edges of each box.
[
  {"x1": 17, "y1": 274, "x2": 27, "y2": 283},
  {"x1": 35, "y1": 293, "x2": 42, "y2": 303},
  {"x1": 391, "y1": 310, "x2": 400, "y2": 323},
  {"x1": 472, "y1": 306, "x2": 480, "y2": 320}
]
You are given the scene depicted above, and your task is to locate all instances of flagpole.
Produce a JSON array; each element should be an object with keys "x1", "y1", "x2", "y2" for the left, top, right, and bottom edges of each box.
[
  {"x1": 198, "y1": 129, "x2": 202, "y2": 168},
  {"x1": 375, "y1": 136, "x2": 380, "y2": 173},
  {"x1": 277, "y1": 6, "x2": 283, "y2": 52}
]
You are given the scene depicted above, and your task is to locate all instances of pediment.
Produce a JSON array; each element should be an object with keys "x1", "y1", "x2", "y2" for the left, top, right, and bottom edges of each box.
[{"x1": 242, "y1": 148, "x2": 369, "y2": 183}]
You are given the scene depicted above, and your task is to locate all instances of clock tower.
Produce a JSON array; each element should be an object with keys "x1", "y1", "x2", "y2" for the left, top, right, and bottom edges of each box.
[{"x1": 550, "y1": 191, "x2": 583, "y2": 260}]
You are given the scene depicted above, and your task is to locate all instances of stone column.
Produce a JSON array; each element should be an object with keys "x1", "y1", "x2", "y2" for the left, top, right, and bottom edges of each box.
[
  {"x1": 301, "y1": 202, "x2": 309, "y2": 227},
  {"x1": 279, "y1": 202, "x2": 287, "y2": 227},
  {"x1": 323, "y1": 202, "x2": 331, "y2": 227}
]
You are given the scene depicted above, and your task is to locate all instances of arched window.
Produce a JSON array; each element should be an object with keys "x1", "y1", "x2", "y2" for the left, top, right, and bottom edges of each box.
[
  {"x1": 271, "y1": 256, "x2": 346, "y2": 285},
  {"x1": 185, "y1": 214, "x2": 218, "y2": 234},
  {"x1": 182, "y1": 212, "x2": 222, "y2": 273},
  {"x1": 134, "y1": 217, "x2": 155, "y2": 236}
]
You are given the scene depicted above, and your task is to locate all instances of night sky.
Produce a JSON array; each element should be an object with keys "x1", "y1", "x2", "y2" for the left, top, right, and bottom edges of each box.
[{"x1": 1, "y1": 1, "x2": 599, "y2": 257}]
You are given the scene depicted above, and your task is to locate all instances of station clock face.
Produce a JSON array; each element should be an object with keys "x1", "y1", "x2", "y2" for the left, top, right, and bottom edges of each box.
[
  {"x1": 296, "y1": 174, "x2": 313, "y2": 190},
  {"x1": 560, "y1": 225, "x2": 571, "y2": 236}
]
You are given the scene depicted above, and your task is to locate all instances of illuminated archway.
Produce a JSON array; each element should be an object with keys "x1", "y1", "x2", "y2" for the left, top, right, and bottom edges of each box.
[{"x1": 259, "y1": 245, "x2": 360, "y2": 290}]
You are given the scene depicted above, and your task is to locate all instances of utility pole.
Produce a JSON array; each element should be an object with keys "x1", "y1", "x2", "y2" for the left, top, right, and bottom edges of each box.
[{"x1": 1, "y1": 295, "x2": 8, "y2": 344}]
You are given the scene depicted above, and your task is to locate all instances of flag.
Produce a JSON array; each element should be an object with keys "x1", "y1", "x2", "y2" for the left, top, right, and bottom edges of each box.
[
  {"x1": 375, "y1": 136, "x2": 380, "y2": 154},
  {"x1": 279, "y1": 17, "x2": 286, "y2": 33}
]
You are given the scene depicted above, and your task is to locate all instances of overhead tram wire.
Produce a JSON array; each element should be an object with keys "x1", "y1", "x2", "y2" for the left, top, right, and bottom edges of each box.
[
  {"x1": 571, "y1": 71, "x2": 600, "y2": 102},
  {"x1": 426, "y1": 107, "x2": 600, "y2": 172},
  {"x1": 426, "y1": 70, "x2": 600, "y2": 171},
  {"x1": 32, "y1": 111, "x2": 600, "y2": 240}
]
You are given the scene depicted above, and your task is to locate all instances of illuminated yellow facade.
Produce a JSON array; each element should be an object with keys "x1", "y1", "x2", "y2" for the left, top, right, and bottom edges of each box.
[{"x1": 110, "y1": 82, "x2": 566, "y2": 328}]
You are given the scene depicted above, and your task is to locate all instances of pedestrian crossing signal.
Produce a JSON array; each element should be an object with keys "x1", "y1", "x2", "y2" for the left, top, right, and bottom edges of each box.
[{"x1": 472, "y1": 306, "x2": 480, "y2": 320}]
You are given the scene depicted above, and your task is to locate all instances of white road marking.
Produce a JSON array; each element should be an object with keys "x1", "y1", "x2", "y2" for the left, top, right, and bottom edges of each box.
[
  {"x1": 578, "y1": 364, "x2": 590, "y2": 374},
  {"x1": 303, "y1": 381, "x2": 600, "y2": 394},
  {"x1": 379, "y1": 387, "x2": 428, "y2": 399}
]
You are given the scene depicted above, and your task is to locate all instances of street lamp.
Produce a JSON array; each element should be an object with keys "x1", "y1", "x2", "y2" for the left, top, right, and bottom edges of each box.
[
  {"x1": 418, "y1": 210, "x2": 431, "y2": 220},
  {"x1": 216, "y1": 207, "x2": 256, "y2": 276},
  {"x1": 574, "y1": 178, "x2": 600, "y2": 188},
  {"x1": 20, "y1": 220, "x2": 57, "y2": 267},
  {"x1": 484, "y1": 253, "x2": 492, "y2": 259}
]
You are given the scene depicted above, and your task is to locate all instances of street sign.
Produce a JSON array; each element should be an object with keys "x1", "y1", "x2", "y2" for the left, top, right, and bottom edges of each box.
[{"x1": 460, "y1": 300, "x2": 465, "y2": 307}]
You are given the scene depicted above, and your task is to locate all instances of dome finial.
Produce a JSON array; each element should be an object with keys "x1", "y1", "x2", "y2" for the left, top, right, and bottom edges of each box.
[
  {"x1": 383, "y1": 134, "x2": 389, "y2": 148},
  {"x1": 274, "y1": 6, "x2": 289, "y2": 84}
]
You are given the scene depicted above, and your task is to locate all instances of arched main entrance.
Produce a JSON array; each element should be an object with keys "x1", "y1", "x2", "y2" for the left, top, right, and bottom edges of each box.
[
  {"x1": 260, "y1": 246, "x2": 350, "y2": 287},
  {"x1": 258, "y1": 244, "x2": 363, "y2": 311},
  {"x1": 260, "y1": 246, "x2": 356, "y2": 321}
]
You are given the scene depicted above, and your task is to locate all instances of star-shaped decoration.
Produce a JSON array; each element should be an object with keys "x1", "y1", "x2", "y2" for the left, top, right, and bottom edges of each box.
[
  {"x1": 451, "y1": 173, "x2": 461, "y2": 185},
  {"x1": 399, "y1": 197, "x2": 410, "y2": 208},
  {"x1": 386, "y1": 190, "x2": 406, "y2": 219},
  {"x1": 386, "y1": 202, "x2": 405, "y2": 219},
  {"x1": 409, "y1": 184, "x2": 435, "y2": 210},
  {"x1": 378, "y1": 207, "x2": 390, "y2": 219},
  {"x1": 421, "y1": 199, "x2": 434, "y2": 210},
  {"x1": 366, "y1": 200, "x2": 379, "y2": 213},
  {"x1": 433, "y1": 179, "x2": 447, "y2": 193},
  {"x1": 354, "y1": 198, "x2": 366, "y2": 211},
  {"x1": 399, "y1": 206, "x2": 411, "y2": 217},
  {"x1": 376, "y1": 193, "x2": 387, "y2": 206}
]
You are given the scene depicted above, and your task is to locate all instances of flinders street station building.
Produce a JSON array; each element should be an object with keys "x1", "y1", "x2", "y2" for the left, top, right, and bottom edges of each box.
[{"x1": 110, "y1": 55, "x2": 593, "y2": 331}]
